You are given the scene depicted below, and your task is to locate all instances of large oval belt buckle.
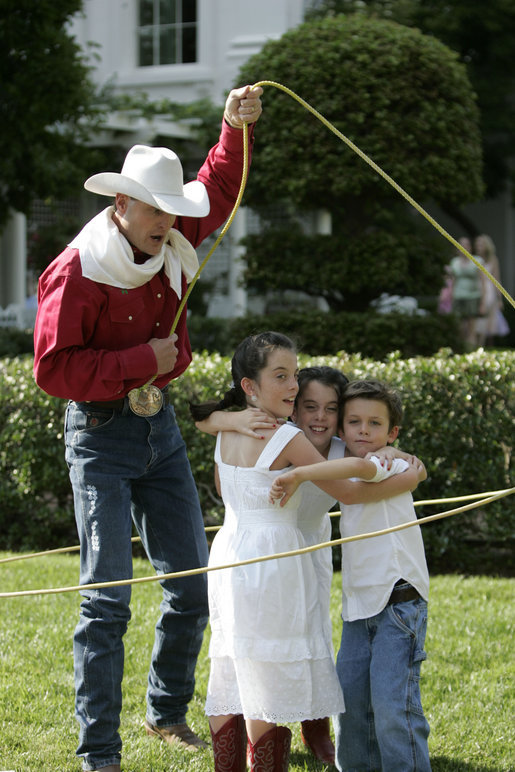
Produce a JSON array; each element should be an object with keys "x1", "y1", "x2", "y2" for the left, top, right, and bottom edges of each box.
[{"x1": 128, "y1": 385, "x2": 163, "y2": 417}]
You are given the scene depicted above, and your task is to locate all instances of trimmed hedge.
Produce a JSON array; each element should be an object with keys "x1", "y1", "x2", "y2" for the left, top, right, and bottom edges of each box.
[
  {"x1": 0, "y1": 327, "x2": 34, "y2": 357},
  {"x1": 0, "y1": 308, "x2": 485, "y2": 361},
  {"x1": 1, "y1": 349, "x2": 513, "y2": 573},
  {"x1": 188, "y1": 309, "x2": 464, "y2": 359}
]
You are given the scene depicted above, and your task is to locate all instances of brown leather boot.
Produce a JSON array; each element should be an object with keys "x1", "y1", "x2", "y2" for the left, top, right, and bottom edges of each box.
[
  {"x1": 210, "y1": 715, "x2": 247, "y2": 772},
  {"x1": 248, "y1": 725, "x2": 291, "y2": 771},
  {"x1": 301, "y1": 717, "x2": 335, "y2": 764}
]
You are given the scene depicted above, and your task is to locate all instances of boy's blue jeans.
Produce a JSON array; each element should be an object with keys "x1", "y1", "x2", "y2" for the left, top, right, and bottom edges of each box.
[
  {"x1": 334, "y1": 595, "x2": 431, "y2": 772},
  {"x1": 65, "y1": 400, "x2": 209, "y2": 771}
]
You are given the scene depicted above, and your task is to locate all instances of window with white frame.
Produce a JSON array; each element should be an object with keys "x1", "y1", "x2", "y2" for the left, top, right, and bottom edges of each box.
[{"x1": 138, "y1": 0, "x2": 197, "y2": 66}]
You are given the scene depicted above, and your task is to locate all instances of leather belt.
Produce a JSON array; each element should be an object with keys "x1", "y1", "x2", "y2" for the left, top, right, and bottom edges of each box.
[
  {"x1": 84, "y1": 388, "x2": 170, "y2": 412},
  {"x1": 387, "y1": 581, "x2": 421, "y2": 605}
]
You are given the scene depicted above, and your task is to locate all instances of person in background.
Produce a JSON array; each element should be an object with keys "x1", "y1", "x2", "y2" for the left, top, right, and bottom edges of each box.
[
  {"x1": 449, "y1": 236, "x2": 483, "y2": 348},
  {"x1": 474, "y1": 234, "x2": 509, "y2": 346},
  {"x1": 33, "y1": 85, "x2": 263, "y2": 772},
  {"x1": 437, "y1": 264, "x2": 453, "y2": 314},
  {"x1": 271, "y1": 379, "x2": 431, "y2": 772}
]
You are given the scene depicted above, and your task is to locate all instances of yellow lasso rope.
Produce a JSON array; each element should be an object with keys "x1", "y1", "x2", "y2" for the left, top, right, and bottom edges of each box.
[
  {"x1": 0, "y1": 487, "x2": 512, "y2": 599},
  {"x1": 251, "y1": 80, "x2": 514, "y2": 308},
  {"x1": 146, "y1": 78, "x2": 514, "y2": 368},
  {"x1": 168, "y1": 125, "x2": 250, "y2": 336},
  {"x1": 2, "y1": 86, "x2": 513, "y2": 592},
  {"x1": 0, "y1": 487, "x2": 509, "y2": 566}
]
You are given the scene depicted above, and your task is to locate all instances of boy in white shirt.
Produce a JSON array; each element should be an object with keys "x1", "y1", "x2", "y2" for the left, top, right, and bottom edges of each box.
[{"x1": 270, "y1": 379, "x2": 431, "y2": 772}]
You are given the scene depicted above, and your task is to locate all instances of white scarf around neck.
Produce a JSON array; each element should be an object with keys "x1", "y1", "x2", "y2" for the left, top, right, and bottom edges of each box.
[{"x1": 69, "y1": 206, "x2": 199, "y2": 298}]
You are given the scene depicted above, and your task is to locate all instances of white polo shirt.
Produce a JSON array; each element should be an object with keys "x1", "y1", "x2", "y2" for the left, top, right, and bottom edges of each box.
[{"x1": 340, "y1": 457, "x2": 429, "y2": 622}]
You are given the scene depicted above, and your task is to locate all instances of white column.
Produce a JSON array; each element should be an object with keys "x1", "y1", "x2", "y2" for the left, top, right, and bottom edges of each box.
[
  {"x1": 228, "y1": 207, "x2": 248, "y2": 317},
  {"x1": 0, "y1": 211, "x2": 26, "y2": 306},
  {"x1": 316, "y1": 209, "x2": 332, "y2": 235}
]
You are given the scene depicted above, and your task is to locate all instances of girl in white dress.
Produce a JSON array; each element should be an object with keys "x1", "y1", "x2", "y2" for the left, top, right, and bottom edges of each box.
[
  {"x1": 194, "y1": 361, "x2": 424, "y2": 770},
  {"x1": 190, "y1": 333, "x2": 349, "y2": 770}
]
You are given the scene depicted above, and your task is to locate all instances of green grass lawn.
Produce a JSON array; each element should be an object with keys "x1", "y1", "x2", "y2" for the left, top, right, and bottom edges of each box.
[{"x1": 0, "y1": 554, "x2": 513, "y2": 771}]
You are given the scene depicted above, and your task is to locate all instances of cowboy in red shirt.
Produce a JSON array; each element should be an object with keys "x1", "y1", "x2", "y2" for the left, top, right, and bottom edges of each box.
[{"x1": 34, "y1": 85, "x2": 262, "y2": 772}]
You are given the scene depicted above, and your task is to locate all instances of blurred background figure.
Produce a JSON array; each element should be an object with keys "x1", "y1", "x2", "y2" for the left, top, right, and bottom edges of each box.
[
  {"x1": 437, "y1": 264, "x2": 454, "y2": 314},
  {"x1": 474, "y1": 234, "x2": 510, "y2": 346},
  {"x1": 448, "y1": 236, "x2": 483, "y2": 348}
]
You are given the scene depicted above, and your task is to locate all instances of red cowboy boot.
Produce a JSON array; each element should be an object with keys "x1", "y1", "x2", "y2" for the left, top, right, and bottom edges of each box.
[
  {"x1": 210, "y1": 714, "x2": 247, "y2": 772},
  {"x1": 301, "y1": 717, "x2": 335, "y2": 764},
  {"x1": 248, "y1": 725, "x2": 291, "y2": 771}
]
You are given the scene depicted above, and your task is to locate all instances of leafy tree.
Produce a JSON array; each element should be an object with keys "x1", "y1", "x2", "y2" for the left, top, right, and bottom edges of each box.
[
  {"x1": 0, "y1": 0, "x2": 100, "y2": 231},
  {"x1": 305, "y1": 0, "x2": 515, "y2": 201},
  {"x1": 236, "y1": 15, "x2": 483, "y2": 310}
]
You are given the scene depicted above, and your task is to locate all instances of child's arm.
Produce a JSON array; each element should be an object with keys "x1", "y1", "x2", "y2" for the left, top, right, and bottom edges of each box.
[
  {"x1": 195, "y1": 407, "x2": 279, "y2": 438},
  {"x1": 343, "y1": 459, "x2": 424, "y2": 505},
  {"x1": 271, "y1": 433, "x2": 425, "y2": 506},
  {"x1": 270, "y1": 457, "x2": 380, "y2": 506}
]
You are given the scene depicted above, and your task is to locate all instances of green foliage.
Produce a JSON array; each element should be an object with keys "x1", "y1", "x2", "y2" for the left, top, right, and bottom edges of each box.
[
  {"x1": 188, "y1": 309, "x2": 463, "y2": 359},
  {"x1": 234, "y1": 15, "x2": 483, "y2": 312},
  {"x1": 2, "y1": 349, "x2": 512, "y2": 575},
  {"x1": 0, "y1": 356, "x2": 76, "y2": 550},
  {"x1": 304, "y1": 0, "x2": 515, "y2": 198},
  {"x1": 0, "y1": 0, "x2": 101, "y2": 229},
  {"x1": 238, "y1": 15, "x2": 483, "y2": 210},
  {"x1": 0, "y1": 327, "x2": 34, "y2": 356},
  {"x1": 241, "y1": 226, "x2": 450, "y2": 309}
]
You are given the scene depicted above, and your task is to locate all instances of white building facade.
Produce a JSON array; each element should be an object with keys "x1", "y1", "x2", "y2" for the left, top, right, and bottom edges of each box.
[{"x1": 1, "y1": 0, "x2": 513, "y2": 325}]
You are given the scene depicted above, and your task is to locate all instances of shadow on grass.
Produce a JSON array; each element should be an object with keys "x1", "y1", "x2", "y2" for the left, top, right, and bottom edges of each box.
[{"x1": 431, "y1": 758, "x2": 505, "y2": 772}]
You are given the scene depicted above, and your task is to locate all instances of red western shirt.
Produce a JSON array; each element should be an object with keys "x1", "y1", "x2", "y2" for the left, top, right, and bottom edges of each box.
[{"x1": 34, "y1": 122, "x2": 254, "y2": 402}]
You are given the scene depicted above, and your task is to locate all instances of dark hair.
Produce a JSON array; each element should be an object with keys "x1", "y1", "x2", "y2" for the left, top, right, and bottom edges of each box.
[
  {"x1": 189, "y1": 331, "x2": 296, "y2": 421},
  {"x1": 342, "y1": 379, "x2": 403, "y2": 430},
  {"x1": 297, "y1": 366, "x2": 349, "y2": 421}
]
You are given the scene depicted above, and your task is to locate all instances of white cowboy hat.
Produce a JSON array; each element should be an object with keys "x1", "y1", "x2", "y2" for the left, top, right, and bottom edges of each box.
[{"x1": 84, "y1": 144, "x2": 210, "y2": 217}]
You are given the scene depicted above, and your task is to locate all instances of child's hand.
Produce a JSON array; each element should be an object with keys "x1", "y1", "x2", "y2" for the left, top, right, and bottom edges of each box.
[
  {"x1": 269, "y1": 471, "x2": 300, "y2": 507},
  {"x1": 370, "y1": 446, "x2": 425, "y2": 472},
  {"x1": 242, "y1": 408, "x2": 283, "y2": 438},
  {"x1": 367, "y1": 447, "x2": 396, "y2": 470},
  {"x1": 407, "y1": 456, "x2": 427, "y2": 481}
]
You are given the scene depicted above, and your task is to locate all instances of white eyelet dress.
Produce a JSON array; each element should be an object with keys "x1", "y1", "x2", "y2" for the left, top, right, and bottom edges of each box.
[
  {"x1": 205, "y1": 423, "x2": 345, "y2": 723},
  {"x1": 296, "y1": 435, "x2": 346, "y2": 652}
]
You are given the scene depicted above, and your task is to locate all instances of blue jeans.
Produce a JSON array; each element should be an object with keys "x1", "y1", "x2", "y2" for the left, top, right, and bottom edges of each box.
[
  {"x1": 65, "y1": 399, "x2": 209, "y2": 771},
  {"x1": 334, "y1": 595, "x2": 431, "y2": 772}
]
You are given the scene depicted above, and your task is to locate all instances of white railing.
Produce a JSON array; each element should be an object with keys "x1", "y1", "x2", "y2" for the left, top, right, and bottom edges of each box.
[{"x1": 0, "y1": 303, "x2": 37, "y2": 330}]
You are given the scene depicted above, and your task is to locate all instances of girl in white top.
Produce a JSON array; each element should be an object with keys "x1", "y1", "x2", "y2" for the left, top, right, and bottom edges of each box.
[{"x1": 191, "y1": 338, "x2": 424, "y2": 772}]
